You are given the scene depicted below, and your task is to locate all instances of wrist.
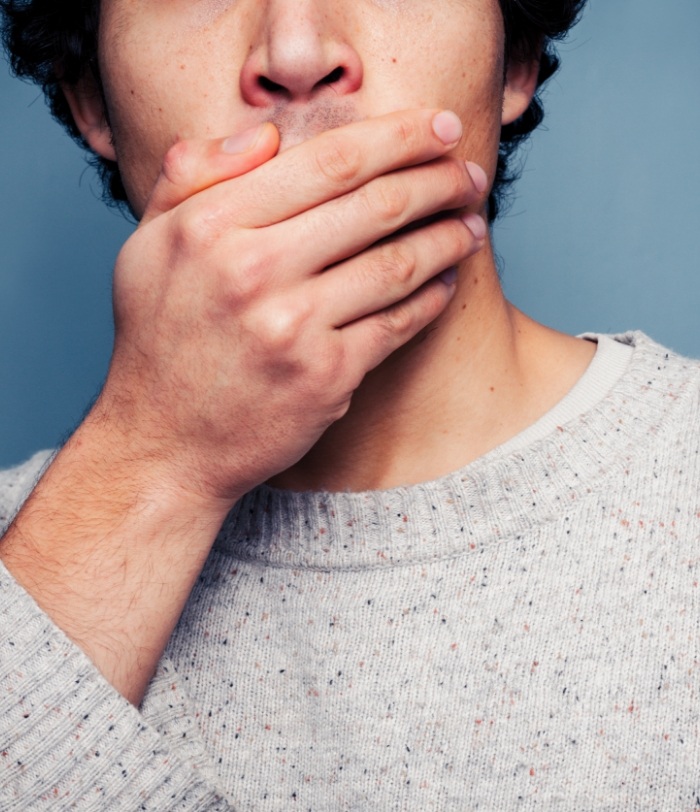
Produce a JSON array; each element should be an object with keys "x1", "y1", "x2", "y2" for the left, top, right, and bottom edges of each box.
[{"x1": 77, "y1": 394, "x2": 243, "y2": 524}]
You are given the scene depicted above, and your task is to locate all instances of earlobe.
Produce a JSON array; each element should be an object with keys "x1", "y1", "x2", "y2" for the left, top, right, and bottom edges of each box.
[
  {"x1": 62, "y1": 78, "x2": 117, "y2": 162},
  {"x1": 502, "y1": 58, "x2": 540, "y2": 126}
]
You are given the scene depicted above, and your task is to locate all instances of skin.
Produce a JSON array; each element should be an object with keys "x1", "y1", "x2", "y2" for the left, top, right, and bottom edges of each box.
[{"x1": 0, "y1": 0, "x2": 595, "y2": 704}]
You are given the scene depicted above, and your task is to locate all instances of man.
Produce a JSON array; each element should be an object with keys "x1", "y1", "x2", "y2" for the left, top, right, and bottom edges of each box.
[{"x1": 1, "y1": 0, "x2": 698, "y2": 809}]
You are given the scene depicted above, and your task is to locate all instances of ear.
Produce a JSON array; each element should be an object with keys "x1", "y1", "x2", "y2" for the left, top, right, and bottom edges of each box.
[
  {"x1": 502, "y1": 58, "x2": 540, "y2": 126},
  {"x1": 61, "y1": 76, "x2": 117, "y2": 162}
]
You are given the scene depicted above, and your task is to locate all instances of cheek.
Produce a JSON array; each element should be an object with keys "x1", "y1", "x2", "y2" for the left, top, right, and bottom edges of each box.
[
  {"x1": 99, "y1": 30, "x2": 235, "y2": 211},
  {"x1": 100, "y1": 65, "x2": 173, "y2": 210},
  {"x1": 367, "y1": 20, "x2": 504, "y2": 167},
  {"x1": 99, "y1": 0, "x2": 252, "y2": 203}
]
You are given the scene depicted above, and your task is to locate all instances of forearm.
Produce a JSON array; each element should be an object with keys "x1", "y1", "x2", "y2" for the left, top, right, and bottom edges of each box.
[{"x1": 0, "y1": 409, "x2": 234, "y2": 705}]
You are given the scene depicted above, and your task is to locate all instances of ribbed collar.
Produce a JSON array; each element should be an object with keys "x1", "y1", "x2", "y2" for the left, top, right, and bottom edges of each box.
[{"x1": 215, "y1": 333, "x2": 697, "y2": 571}]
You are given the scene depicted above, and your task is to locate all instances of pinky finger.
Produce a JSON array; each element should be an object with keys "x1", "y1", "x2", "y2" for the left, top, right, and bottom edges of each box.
[{"x1": 340, "y1": 271, "x2": 457, "y2": 378}]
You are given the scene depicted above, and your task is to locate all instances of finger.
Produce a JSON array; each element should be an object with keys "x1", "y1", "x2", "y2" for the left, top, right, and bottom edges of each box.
[
  {"x1": 270, "y1": 156, "x2": 482, "y2": 279},
  {"x1": 201, "y1": 109, "x2": 468, "y2": 229},
  {"x1": 314, "y1": 214, "x2": 485, "y2": 327},
  {"x1": 141, "y1": 123, "x2": 280, "y2": 225},
  {"x1": 341, "y1": 274, "x2": 458, "y2": 378}
]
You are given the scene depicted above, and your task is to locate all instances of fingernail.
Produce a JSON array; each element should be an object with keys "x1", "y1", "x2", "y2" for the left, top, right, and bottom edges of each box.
[
  {"x1": 223, "y1": 124, "x2": 265, "y2": 154},
  {"x1": 466, "y1": 161, "x2": 488, "y2": 193},
  {"x1": 462, "y1": 213, "x2": 487, "y2": 241},
  {"x1": 438, "y1": 266, "x2": 459, "y2": 286},
  {"x1": 432, "y1": 111, "x2": 463, "y2": 145}
]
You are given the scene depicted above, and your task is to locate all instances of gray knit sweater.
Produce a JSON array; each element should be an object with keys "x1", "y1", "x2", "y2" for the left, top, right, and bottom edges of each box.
[{"x1": 1, "y1": 332, "x2": 698, "y2": 811}]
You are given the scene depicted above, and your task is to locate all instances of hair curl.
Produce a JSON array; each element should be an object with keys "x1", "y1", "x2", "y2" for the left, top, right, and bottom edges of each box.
[{"x1": 1, "y1": 0, "x2": 586, "y2": 221}]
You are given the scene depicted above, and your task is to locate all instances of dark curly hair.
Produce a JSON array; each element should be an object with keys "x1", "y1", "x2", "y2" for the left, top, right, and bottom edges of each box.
[{"x1": 1, "y1": 0, "x2": 587, "y2": 221}]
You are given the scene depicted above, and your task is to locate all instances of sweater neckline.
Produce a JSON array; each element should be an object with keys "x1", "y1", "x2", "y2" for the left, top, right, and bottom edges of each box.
[{"x1": 215, "y1": 333, "x2": 691, "y2": 570}]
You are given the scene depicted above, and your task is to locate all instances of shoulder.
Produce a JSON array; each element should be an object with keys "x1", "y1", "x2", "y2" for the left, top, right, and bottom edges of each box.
[
  {"x1": 607, "y1": 331, "x2": 700, "y2": 453},
  {"x1": 0, "y1": 450, "x2": 54, "y2": 533},
  {"x1": 608, "y1": 330, "x2": 700, "y2": 402}
]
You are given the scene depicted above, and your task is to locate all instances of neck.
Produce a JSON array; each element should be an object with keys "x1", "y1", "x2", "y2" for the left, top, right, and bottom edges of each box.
[{"x1": 271, "y1": 239, "x2": 595, "y2": 492}]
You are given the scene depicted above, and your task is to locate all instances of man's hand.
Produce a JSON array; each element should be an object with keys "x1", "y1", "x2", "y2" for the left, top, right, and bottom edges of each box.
[
  {"x1": 104, "y1": 108, "x2": 486, "y2": 502},
  {"x1": 0, "y1": 109, "x2": 487, "y2": 704}
]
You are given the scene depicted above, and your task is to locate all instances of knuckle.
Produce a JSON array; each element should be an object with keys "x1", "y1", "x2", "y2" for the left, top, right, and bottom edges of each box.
[
  {"x1": 391, "y1": 115, "x2": 423, "y2": 156},
  {"x1": 380, "y1": 301, "x2": 415, "y2": 337},
  {"x1": 373, "y1": 279, "x2": 448, "y2": 345},
  {"x1": 315, "y1": 136, "x2": 363, "y2": 187},
  {"x1": 421, "y1": 281, "x2": 451, "y2": 321},
  {"x1": 365, "y1": 180, "x2": 410, "y2": 227},
  {"x1": 173, "y1": 205, "x2": 219, "y2": 250},
  {"x1": 375, "y1": 242, "x2": 417, "y2": 288},
  {"x1": 455, "y1": 222, "x2": 477, "y2": 256},
  {"x1": 256, "y1": 300, "x2": 311, "y2": 355},
  {"x1": 434, "y1": 220, "x2": 472, "y2": 260},
  {"x1": 443, "y1": 159, "x2": 468, "y2": 199},
  {"x1": 161, "y1": 139, "x2": 193, "y2": 188}
]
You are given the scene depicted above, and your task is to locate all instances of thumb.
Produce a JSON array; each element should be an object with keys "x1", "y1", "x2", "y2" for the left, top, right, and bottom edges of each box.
[{"x1": 140, "y1": 122, "x2": 280, "y2": 225}]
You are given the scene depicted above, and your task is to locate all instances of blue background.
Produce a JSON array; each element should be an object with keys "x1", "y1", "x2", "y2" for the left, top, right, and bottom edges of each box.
[{"x1": 1, "y1": 0, "x2": 699, "y2": 467}]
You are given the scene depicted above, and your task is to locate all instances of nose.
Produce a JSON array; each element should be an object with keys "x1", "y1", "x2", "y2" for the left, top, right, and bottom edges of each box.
[{"x1": 240, "y1": 1, "x2": 363, "y2": 107}]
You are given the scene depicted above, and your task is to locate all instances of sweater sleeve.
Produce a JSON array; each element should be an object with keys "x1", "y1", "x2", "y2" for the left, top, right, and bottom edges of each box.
[{"x1": 0, "y1": 456, "x2": 235, "y2": 811}]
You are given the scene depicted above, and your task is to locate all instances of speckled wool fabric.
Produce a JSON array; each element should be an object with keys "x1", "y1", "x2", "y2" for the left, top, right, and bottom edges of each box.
[{"x1": 1, "y1": 332, "x2": 699, "y2": 811}]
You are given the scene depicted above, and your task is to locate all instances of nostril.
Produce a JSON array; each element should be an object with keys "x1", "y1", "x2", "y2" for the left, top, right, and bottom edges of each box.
[
  {"x1": 317, "y1": 66, "x2": 344, "y2": 88},
  {"x1": 258, "y1": 67, "x2": 343, "y2": 96},
  {"x1": 243, "y1": 55, "x2": 360, "y2": 107},
  {"x1": 258, "y1": 75, "x2": 287, "y2": 94}
]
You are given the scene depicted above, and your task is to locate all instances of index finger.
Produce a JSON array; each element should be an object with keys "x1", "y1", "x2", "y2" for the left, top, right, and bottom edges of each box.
[{"x1": 207, "y1": 109, "x2": 465, "y2": 229}]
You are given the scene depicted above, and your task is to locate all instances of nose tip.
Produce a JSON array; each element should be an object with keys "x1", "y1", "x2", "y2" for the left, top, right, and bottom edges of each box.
[{"x1": 240, "y1": 37, "x2": 363, "y2": 108}]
